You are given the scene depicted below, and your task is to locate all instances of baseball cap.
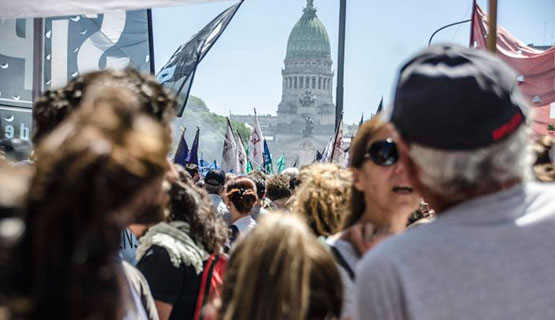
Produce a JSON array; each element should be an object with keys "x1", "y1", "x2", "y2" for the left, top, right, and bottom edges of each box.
[
  {"x1": 205, "y1": 169, "x2": 226, "y2": 186},
  {"x1": 390, "y1": 44, "x2": 528, "y2": 151}
]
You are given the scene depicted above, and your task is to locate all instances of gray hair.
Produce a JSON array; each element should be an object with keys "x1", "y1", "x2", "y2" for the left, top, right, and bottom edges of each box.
[{"x1": 408, "y1": 126, "x2": 532, "y2": 201}]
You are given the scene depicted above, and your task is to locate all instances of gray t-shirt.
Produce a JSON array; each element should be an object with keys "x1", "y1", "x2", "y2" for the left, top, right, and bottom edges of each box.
[{"x1": 355, "y1": 182, "x2": 555, "y2": 320}]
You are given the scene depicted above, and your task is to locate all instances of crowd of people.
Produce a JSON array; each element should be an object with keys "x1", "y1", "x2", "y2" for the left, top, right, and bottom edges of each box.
[{"x1": 1, "y1": 43, "x2": 555, "y2": 319}]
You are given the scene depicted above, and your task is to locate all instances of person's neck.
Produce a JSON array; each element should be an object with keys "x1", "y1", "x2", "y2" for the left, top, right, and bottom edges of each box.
[
  {"x1": 427, "y1": 179, "x2": 522, "y2": 214},
  {"x1": 358, "y1": 205, "x2": 407, "y2": 234},
  {"x1": 232, "y1": 213, "x2": 249, "y2": 223},
  {"x1": 230, "y1": 207, "x2": 249, "y2": 223}
]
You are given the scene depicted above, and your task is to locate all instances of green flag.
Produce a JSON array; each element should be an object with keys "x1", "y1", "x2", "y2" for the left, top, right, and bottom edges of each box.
[
  {"x1": 245, "y1": 144, "x2": 253, "y2": 173},
  {"x1": 276, "y1": 154, "x2": 286, "y2": 174}
]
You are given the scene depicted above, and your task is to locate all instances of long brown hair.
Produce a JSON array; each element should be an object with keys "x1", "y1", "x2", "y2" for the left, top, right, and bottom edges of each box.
[
  {"x1": 168, "y1": 167, "x2": 228, "y2": 254},
  {"x1": 220, "y1": 213, "x2": 342, "y2": 320},
  {"x1": 22, "y1": 86, "x2": 169, "y2": 319},
  {"x1": 343, "y1": 114, "x2": 386, "y2": 228}
]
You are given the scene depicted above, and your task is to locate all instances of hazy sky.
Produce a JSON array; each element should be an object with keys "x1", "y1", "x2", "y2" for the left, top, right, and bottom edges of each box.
[{"x1": 153, "y1": 0, "x2": 554, "y2": 124}]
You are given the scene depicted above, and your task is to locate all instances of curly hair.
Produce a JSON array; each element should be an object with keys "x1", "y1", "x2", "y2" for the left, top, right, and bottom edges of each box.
[
  {"x1": 167, "y1": 168, "x2": 228, "y2": 254},
  {"x1": 220, "y1": 212, "x2": 342, "y2": 320},
  {"x1": 265, "y1": 174, "x2": 291, "y2": 201},
  {"x1": 533, "y1": 135, "x2": 554, "y2": 182},
  {"x1": 21, "y1": 86, "x2": 169, "y2": 319},
  {"x1": 32, "y1": 68, "x2": 177, "y2": 144},
  {"x1": 290, "y1": 163, "x2": 352, "y2": 237},
  {"x1": 224, "y1": 177, "x2": 258, "y2": 214}
]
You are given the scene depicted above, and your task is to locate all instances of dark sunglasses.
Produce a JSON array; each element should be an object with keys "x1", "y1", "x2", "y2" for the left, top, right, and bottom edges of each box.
[{"x1": 364, "y1": 138, "x2": 399, "y2": 166}]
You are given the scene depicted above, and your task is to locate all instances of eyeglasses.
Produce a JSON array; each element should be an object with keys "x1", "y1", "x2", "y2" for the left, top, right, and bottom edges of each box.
[{"x1": 364, "y1": 138, "x2": 399, "y2": 167}]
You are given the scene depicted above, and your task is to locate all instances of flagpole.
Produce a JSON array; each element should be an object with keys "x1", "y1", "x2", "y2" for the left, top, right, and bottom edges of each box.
[
  {"x1": 330, "y1": 113, "x2": 343, "y2": 162},
  {"x1": 147, "y1": 9, "x2": 156, "y2": 74},
  {"x1": 468, "y1": 0, "x2": 477, "y2": 47},
  {"x1": 32, "y1": 18, "x2": 43, "y2": 103},
  {"x1": 487, "y1": 0, "x2": 497, "y2": 53},
  {"x1": 335, "y1": 0, "x2": 347, "y2": 131}
]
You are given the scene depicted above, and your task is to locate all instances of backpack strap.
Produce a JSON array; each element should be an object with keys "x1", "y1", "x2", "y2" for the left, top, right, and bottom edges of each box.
[
  {"x1": 193, "y1": 254, "x2": 220, "y2": 320},
  {"x1": 329, "y1": 245, "x2": 355, "y2": 281}
]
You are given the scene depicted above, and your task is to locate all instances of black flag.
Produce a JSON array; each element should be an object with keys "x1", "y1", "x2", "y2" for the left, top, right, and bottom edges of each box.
[
  {"x1": 377, "y1": 96, "x2": 384, "y2": 113},
  {"x1": 315, "y1": 149, "x2": 323, "y2": 162},
  {"x1": 157, "y1": 1, "x2": 243, "y2": 116}
]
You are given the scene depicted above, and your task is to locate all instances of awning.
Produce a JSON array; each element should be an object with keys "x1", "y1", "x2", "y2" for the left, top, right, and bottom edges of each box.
[{"x1": 0, "y1": 0, "x2": 230, "y2": 19}]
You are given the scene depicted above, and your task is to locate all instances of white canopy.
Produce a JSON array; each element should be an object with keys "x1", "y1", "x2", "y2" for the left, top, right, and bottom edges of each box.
[{"x1": 0, "y1": 0, "x2": 229, "y2": 19}]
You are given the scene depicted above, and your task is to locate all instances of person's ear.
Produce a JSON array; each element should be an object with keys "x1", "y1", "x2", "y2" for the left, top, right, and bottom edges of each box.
[
  {"x1": 350, "y1": 167, "x2": 366, "y2": 192},
  {"x1": 396, "y1": 137, "x2": 418, "y2": 184}
]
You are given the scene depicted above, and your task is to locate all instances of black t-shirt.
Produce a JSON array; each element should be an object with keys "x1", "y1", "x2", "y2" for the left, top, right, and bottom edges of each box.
[{"x1": 137, "y1": 245, "x2": 202, "y2": 320}]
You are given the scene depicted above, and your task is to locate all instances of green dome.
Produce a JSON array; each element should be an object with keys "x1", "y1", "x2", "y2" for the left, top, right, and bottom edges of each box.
[{"x1": 286, "y1": 0, "x2": 331, "y2": 60}]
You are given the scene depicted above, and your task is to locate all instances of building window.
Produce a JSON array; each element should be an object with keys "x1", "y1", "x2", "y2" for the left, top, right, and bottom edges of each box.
[
  {"x1": 294, "y1": 77, "x2": 297, "y2": 89},
  {"x1": 312, "y1": 77, "x2": 316, "y2": 89},
  {"x1": 300, "y1": 76, "x2": 303, "y2": 89},
  {"x1": 318, "y1": 77, "x2": 322, "y2": 89}
]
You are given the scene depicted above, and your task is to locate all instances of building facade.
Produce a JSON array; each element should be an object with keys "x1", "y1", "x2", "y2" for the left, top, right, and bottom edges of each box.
[{"x1": 231, "y1": 0, "x2": 343, "y2": 167}]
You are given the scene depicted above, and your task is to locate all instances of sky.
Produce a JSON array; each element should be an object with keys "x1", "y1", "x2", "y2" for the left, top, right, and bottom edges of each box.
[{"x1": 152, "y1": 0, "x2": 555, "y2": 124}]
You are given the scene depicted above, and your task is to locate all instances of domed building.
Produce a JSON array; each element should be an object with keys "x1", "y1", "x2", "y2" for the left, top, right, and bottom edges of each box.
[
  {"x1": 231, "y1": 0, "x2": 338, "y2": 166},
  {"x1": 277, "y1": 0, "x2": 335, "y2": 128}
]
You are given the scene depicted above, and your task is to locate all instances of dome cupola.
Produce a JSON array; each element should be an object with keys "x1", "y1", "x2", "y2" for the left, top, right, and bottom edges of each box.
[{"x1": 285, "y1": 0, "x2": 331, "y2": 60}]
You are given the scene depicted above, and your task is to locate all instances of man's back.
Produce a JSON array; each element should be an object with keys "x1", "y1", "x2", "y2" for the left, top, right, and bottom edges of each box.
[{"x1": 355, "y1": 182, "x2": 555, "y2": 320}]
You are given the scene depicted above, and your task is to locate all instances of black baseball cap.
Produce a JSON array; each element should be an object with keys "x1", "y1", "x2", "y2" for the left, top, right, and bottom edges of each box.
[
  {"x1": 205, "y1": 169, "x2": 226, "y2": 186},
  {"x1": 390, "y1": 44, "x2": 528, "y2": 151}
]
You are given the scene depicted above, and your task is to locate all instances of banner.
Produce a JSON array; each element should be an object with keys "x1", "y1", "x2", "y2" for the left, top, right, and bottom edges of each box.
[
  {"x1": 471, "y1": 4, "x2": 555, "y2": 136},
  {"x1": 221, "y1": 117, "x2": 238, "y2": 173},
  {"x1": 0, "y1": 18, "x2": 36, "y2": 109},
  {"x1": 263, "y1": 139, "x2": 273, "y2": 174},
  {"x1": 44, "y1": 10, "x2": 152, "y2": 90},
  {"x1": 0, "y1": 0, "x2": 231, "y2": 19},
  {"x1": 157, "y1": 1, "x2": 242, "y2": 116},
  {"x1": 0, "y1": 107, "x2": 32, "y2": 141},
  {"x1": 186, "y1": 127, "x2": 200, "y2": 166},
  {"x1": 174, "y1": 127, "x2": 189, "y2": 165},
  {"x1": 235, "y1": 131, "x2": 247, "y2": 174},
  {"x1": 248, "y1": 108, "x2": 264, "y2": 170},
  {"x1": 0, "y1": 10, "x2": 152, "y2": 142}
]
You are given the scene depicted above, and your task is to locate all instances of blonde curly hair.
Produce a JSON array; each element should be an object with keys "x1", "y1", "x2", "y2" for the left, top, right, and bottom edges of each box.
[{"x1": 290, "y1": 163, "x2": 352, "y2": 237}]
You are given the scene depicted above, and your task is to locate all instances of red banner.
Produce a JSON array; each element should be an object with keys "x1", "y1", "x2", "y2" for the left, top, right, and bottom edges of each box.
[{"x1": 471, "y1": 4, "x2": 555, "y2": 136}]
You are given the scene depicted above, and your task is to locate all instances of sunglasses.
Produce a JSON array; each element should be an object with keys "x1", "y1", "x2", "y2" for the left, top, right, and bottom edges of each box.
[{"x1": 364, "y1": 138, "x2": 399, "y2": 166}]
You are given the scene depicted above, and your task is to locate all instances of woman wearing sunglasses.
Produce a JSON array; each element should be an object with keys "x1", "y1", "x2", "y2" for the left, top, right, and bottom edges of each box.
[{"x1": 327, "y1": 114, "x2": 420, "y2": 319}]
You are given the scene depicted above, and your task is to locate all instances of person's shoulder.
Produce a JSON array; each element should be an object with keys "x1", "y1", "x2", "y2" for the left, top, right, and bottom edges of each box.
[
  {"x1": 137, "y1": 244, "x2": 174, "y2": 269},
  {"x1": 526, "y1": 181, "x2": 555, "y2": 199},
  {"x1": 122, "y1": 260, "x2": 150, "y2": 292},
  {"x1": 358, "y1": 223, "x2": 438, "y2": 274}
]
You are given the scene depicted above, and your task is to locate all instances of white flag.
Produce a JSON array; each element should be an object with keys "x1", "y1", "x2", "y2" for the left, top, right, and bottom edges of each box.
[
  {"x1": 330, "y1": 116, "x2": 345, "y2": 164},
  {"x1": 248, "y1": 108, "x2": 264, "y2": 170},
  {"x1": 321, "y1": 138, "x2": 333, "y2": 163},
  {"x1": 222, "y1": 118, "x2": 238, "y2": 173},
  {"x1": 235, "y1": 131, "x2": 247, "y2": 175}
]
